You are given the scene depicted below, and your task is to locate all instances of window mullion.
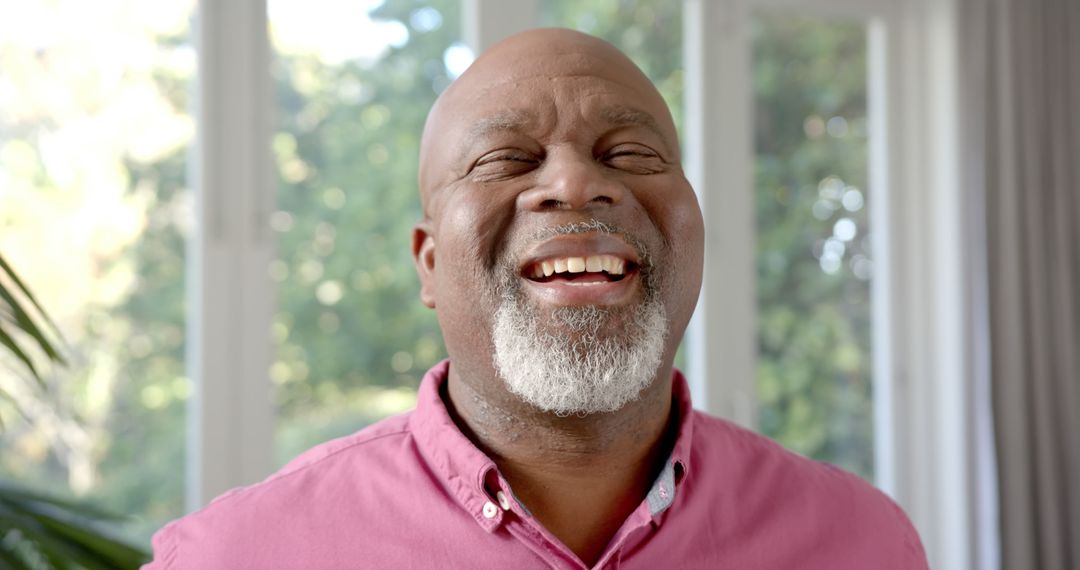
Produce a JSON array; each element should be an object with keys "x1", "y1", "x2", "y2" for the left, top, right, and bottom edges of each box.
[
  {"x1": 188, "y1": 0, "x2": 275, "y2": 511},
  {"x1": 683, "y1": 0, "x2": 757, "y2": 428}
]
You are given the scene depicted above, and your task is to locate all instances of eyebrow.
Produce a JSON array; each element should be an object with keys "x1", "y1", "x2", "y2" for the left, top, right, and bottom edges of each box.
[
  {"x1": 466, "y1": 110, "x2": 536, "y2": 140},
  {"x1": 466, "y1": 105, "x2": 666, "y2": 140},
  {"x1": 599, "y1": 105, "x2": 664, "y2": 137}
]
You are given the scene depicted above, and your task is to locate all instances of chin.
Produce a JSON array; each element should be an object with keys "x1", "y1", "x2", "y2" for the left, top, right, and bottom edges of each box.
[{"x1": 491, "y1": 289, "x2": 669, "y2": 416}]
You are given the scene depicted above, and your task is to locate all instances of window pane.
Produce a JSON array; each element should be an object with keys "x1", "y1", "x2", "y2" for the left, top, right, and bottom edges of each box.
[
  {"x1": 752, "y1": 15, "x2": 873, "y2": 479},
  {"x1": 0, "y1": 0, "x2": 194, "y2": 541},
  {"x1": 269, "y1": 0, "x2": 459, "y2": 465}
]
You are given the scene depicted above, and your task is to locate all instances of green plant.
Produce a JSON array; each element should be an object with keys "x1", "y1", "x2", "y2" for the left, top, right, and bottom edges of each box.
[
  {"x1": 0, "y1": 253, "x2": 66, "y2": 395},
  {"x1": 0, "y1": 252, "x2": 150, "y2": 569}
]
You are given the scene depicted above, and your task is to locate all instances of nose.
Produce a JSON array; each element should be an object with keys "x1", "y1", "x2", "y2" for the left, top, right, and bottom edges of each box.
[{"x1": 518, "y1": 149, "x2": 626, "y2": 211}]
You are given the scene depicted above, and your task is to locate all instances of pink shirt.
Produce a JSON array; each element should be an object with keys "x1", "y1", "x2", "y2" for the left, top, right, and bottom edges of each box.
[{"x1": 145, "y1": 360, "x2": 927, "y2": 569}]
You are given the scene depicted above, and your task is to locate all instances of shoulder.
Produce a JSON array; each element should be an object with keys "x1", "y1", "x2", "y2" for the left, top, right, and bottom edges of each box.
[
  {"x1": 686, "y1": 411, "x2": 928, "y2": 568},
  {"x1": 144, "y1": 413, "x2": 416, "y2": 569},
  {"x1": 689, "y1": 410, "x2": 883, "y2": 507}
]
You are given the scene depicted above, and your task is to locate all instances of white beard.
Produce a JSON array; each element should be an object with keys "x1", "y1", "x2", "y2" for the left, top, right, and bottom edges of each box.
[{"x1": 491, "y1": 292, "x2": 668, "y2": 416}]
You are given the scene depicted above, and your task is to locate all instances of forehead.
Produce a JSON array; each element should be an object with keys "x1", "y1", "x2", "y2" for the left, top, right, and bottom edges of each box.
[{"x1": 459, "y1": 73, "x2": 671, "y2": 140}]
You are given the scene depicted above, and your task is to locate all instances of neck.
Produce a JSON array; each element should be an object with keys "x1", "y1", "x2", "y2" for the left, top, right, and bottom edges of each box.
[
  {"x1": 447, "y1": 369, "x2": 672, "y2": 465},
  {"x1": 445, "y1": 365, "x2": 676, "y2": 565}
]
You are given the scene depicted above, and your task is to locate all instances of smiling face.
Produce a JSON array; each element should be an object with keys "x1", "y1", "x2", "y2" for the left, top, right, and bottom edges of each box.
[{"x1": 413, "y1": 29, "x2": 704, "y2": 414}]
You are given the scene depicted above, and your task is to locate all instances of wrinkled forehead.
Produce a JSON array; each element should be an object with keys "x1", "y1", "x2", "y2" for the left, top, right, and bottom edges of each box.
[{"x1": 450, "y1": 73, "x2": 671, "y2": 150}]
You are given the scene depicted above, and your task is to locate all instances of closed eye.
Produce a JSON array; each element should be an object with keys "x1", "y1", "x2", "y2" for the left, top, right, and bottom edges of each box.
[
  {"x1": 607, "y1": 149, "x2": 654, "y2": 158},
  {"x1": 470, "y1": 149, "x2": 540, "y2": 181},
  {"x1": 601, "y1": 144, "x2": 665, "y2": 174}
]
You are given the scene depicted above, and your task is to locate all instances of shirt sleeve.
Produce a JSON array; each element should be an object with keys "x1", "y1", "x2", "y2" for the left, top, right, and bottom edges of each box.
[{"x1": 141, "y1": 522, "x2": 178, "y2": 570}]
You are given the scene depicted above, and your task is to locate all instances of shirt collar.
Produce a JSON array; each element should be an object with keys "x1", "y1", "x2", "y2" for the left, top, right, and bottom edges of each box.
[
  {"x1": 409, "y1": 360, "x2": 697, "y2": 530},
  {"x1": 410, "y1": 360, "x2": 504, "y2": 532},
  {"x1": 668, "y1": 367, "x2": 695, "y2": 477},
  {"x1": 646, "y1": 367, "x2": 694, "y2": 519}
]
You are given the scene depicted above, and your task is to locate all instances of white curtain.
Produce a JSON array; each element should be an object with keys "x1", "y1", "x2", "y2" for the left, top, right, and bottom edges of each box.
[{"x1": 960, "y1": 0, "x2": 1080, "y2": 568}]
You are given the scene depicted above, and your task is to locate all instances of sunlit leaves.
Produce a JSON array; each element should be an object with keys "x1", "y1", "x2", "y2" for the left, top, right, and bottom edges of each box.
[
  {"x1": 753, "y1": 15, "x2": 873, "y2": 478},
  {"x1": 270, "y1": 0, "x2": 459, "y2": 462}
]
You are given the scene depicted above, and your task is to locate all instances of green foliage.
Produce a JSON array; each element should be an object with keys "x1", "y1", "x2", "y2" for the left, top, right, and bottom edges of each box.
[
  {"x1": 0, "y1": 255, "x2": 149, "y2": 567},
  {"x1": 752, "y1": 15, "x2": 873, "y2": 477},
  {"x1": 270, "y1": 0, "x2": 459, "y2": 461},
  {"x1": 95, "y1": 147, "x2": 188, "y2": 537},
  {"x1": 0, "y1": 481, "x2": 148, "y2": 570},
  {"x1": 0, "y1": 20, "x2": 191, "y2": 543}
]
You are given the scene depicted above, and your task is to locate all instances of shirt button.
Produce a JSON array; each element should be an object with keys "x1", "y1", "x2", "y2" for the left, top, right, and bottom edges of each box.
[
  {"x1": 496, "y1": 491, "x2": 511, "y2": 511},
  {"x1": 482, "y1": 501, "x2": 498, "y2": 519}
]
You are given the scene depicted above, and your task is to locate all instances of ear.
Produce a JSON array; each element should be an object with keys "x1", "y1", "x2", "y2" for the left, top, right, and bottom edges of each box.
[{"x1": 412, "y1": 220, "x2": 437, "y2": 308}]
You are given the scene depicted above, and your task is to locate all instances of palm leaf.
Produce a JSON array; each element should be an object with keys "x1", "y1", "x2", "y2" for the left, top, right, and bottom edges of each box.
[
  {"x1": 0, "y1": 482, "x2": 126, "y2": 521},
  {"x1": 0, "y1": 252, "x2": 68, "y2": 403},
  {"x1": 0, "y1": 321, "x2": 43, "y2": 385},
  {"x1": 0, "y1": 254, "x2": 66, "y2": 358},
  {"x1": 0, "y1": 482, "x2": 149, "y2": 570},
  {"x1": 0, "y1": 254, "x2": 67, "y2": 373},
  {"x1": 0, "y1": 256, "x2": 144, "y2": 569},
  {"x1": 0, "y1": 543, "x2": 34, "y2": 570}
]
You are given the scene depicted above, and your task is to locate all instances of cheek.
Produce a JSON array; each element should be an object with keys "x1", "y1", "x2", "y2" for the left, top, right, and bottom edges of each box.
[
  {"x1": 637, "y1": 179, "x2": 704, "y2": 259},
  {"x1": 674, "y1": 198, "x2": 705, "y2": 324},
  {"x1": 673, "y1": 188, "x2": 705, "y2": 275},
  {"x1": 433, "y1": 192, "x2": 516, "y2": 306},
  {"x1": 439, "y1": 197, "x2": 504, "y2": 267},
  {"x1": 637, "y1": 179, "x2": 705, "y2": 312},
  {"x1": 429, "y1": 192, "x2": 521, "y2": 365}
]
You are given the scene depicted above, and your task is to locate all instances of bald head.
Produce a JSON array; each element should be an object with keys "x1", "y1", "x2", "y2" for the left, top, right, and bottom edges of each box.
[{"x1": 418, "y1": 28, "x2": 680, "y2": 217}]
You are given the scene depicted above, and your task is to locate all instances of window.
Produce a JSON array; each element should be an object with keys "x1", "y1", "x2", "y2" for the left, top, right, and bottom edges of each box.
[
  {"x1": 752, "y1": 14, "x2": 873, "y2": 479},
  {"x1": 0, "y1": 0, "x2": 194, "y2": 540},
  {"x1": 0, "y1": 2, "x2": 979, "y2": 565},
  {"x1": 268, "y1": 0, "x2": 457, "y2": 464}
]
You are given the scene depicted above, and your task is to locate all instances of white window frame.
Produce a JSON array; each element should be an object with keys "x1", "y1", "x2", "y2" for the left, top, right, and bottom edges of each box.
[
  {"x1": 189, "y1": 0, "x2": 275, "y2": 508},
  {"x1": 189, "y1": 0, "x2": 994, "y2": 568},
  {"x1": 683, "y1": 1, "x2": 989, "y2": 568}
]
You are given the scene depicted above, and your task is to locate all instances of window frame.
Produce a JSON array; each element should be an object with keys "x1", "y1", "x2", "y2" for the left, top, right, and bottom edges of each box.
[
  {"x1": 678, "y1": 1, "x2": 989, "y2": 568},
  {"x1": 189, "y1": 0, "x2": 275, "y2": 509}
]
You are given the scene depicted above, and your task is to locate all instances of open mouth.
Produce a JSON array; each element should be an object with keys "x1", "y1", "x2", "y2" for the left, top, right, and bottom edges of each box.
[
  {"x1": 523, "y1": 254, "x2": 639, "y2": 285},
  {"x1": 513, "y1": 231, "x2": 644, "y2": 306}
]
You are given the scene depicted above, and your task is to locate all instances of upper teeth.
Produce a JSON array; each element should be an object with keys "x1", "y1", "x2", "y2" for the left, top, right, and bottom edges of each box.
[{"x1": 532, "y1": 255, "x2": 627, "y2": 278}]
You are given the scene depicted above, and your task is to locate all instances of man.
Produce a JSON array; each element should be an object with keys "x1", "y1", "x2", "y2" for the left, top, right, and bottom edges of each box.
[{"x1": 145, "y1": 29, "x2": 927, "y2": 569}]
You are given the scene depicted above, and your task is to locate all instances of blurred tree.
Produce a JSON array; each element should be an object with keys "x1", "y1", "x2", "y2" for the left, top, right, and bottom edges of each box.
[
  {"x1": 751, "y1": 16, "x2": 872, "y2": 478},
  {"x1": 0, "y1": 0, "x2": 194, "y2": 544},
  {"x1": 270, "y1": 0, "x2": 457, "y2": 462}
]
